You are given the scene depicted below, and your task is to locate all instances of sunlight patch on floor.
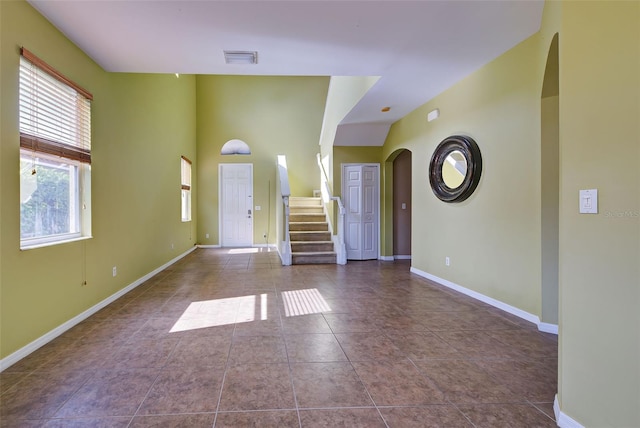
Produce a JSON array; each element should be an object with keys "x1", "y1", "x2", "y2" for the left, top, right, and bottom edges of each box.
[
  {"x1": 282, "y1": 288, "x2": 331, "y2": 317},
  {"x1": 170, "y1": 288, "x2": 331, "y2": 332},
  {"x1": 227, "y1": 248, "x2": 260, "y2": 254},
  {"x1": 170, "y1": 294, "x2": 264, "y2": 332}
]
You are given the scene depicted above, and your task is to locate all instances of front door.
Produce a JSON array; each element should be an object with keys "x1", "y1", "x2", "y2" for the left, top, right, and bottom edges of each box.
[
  {"x1": 343, "y1": 164, "x2": 379, "y2": 260},
  {"x1": 220, "y1": 163, "x2": 253, "y2": 247}
]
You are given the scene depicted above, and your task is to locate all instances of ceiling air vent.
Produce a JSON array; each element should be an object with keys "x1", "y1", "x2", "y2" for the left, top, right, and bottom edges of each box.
[{"x1": 224, "y1": 50, "x2": 258, "y2": 65}]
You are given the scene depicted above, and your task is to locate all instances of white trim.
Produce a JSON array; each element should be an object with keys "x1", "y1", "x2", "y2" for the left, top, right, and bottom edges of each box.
[
  {"x1": 278, "y1": 241, "x2": 292, "y2": 266},
  {"x1": 20, "y1": 235, "x2": 92, "y2": 251},
  {"x1": 379, "y1": 256, "x2": 394, "y2": 261},
  {"x1": 218, "y1": 163, "x2": 254, "y2": 247},
  {"x1": 394, "y1": 255, "x2": 412, "y2": 260},
  {"x1": 252, "y1": 244, "x2": 277, "y2": 251},
  {"x1": 0, "y1": 246, "x2": 197, "y2": 372},
  {"x1": 341, "y1": 163, "x2": 381, "y2": 261},
  {"x1": 555, "y1": 395, "x2": 585, "y2": 428},
  {"x1": 332, "y1": 235, "x2": 347, "y2": 265},
  {"x1": 538, "y1": 322, "x2": 559, "y2": 334},
  {"x1": 197, "y1": 244, "x2": 276, "y2": 250},
  {"x1": 410, "y1": 267, "x2": 557, "y2": 333}
]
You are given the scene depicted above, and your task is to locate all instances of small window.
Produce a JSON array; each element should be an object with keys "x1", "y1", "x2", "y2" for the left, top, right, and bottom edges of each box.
[
  {"x1": 181, "y1": 156, "x2": 192, "y2": 222},
  {"x1": 19, "y1": 48, "x2": 92, "y2": 249}
]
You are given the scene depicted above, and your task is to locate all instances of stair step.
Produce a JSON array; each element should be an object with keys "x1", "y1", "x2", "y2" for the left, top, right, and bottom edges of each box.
[
  {"x1": 290, "y1": 213, "x2": 326, "y2": 222},
  {"x1": 292, "y1": 251, "x2": 337, "y2": 265},
  {"x1": 288, "y1": 197, "x2": 336, "y2": 265},
  {"x1": 290, "y1": 196, "x2": 322, "y2": 207},
  {"x1": 290, "y1": 206, "x2": 324, "y2": 214},
  {"x1": 290, "y1": 222, "x2": 329, "y2": 232},
  {"x1": 290, "y1": 231, "x2": 331, "y2": 241},
  {"x1": 291, "y1": 241, "x2": 334, "y2": 252}
]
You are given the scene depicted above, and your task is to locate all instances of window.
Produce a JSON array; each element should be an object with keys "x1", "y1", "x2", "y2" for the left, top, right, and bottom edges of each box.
[
  {"x1": 181, "y1": 156, "x2": 192, "y2": 222},
  {"x1": 19, "y1": 48, "x2": 92, "y2": 248}
]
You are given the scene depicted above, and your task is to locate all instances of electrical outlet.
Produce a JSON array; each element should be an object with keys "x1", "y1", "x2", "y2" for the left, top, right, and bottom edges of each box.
[
  {"x1": 445, "y1": 257, "x2": 450, "y2": 266},
  {"x1": 112, "y1": 266, "x2": 117, "y2": 277},
  {"x1": 171, "y1": 243, "x2": 174, "y2": 249},
  {"x1": 206, "y1": 233, "x2": 209, "y2": 239}
]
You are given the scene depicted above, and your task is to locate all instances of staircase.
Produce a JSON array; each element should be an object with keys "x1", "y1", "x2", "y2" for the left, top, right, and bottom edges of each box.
[{"x1": 289, "y1": 197, "x2": 337, "y2": 264}]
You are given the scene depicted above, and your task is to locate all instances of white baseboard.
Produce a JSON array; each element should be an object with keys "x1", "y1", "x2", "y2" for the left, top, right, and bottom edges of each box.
[
  {"x1": 538, "y1": 322, "x2": 559, "y2": 335},
  {"x1": 251, "y1": 244, "x2": 276, "y2": 249},
  {"x1": 197, "y1": 244, "x2": 278, "y2": 251},
  {"x1": 0, "y1": 246, "x2": 197, "y2": 372},
  {"x1": 555, "y1": 395, "x2": 584, "y2": 428},
  {"x1": 380, "y1": 255, "x2": 412, "y2": 261},
  {"x1": 409, "y1": 267, "x2": 558, "y2": 335}
]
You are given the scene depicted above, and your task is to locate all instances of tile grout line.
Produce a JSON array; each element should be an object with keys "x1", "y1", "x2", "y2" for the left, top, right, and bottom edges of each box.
[
  {"x1": 125, "y1": 327, "x2": 183, "y2": 426},
  {"x1": 212, "y1": 291, "x2": 242, "y2": 427},
  {"x1": 528, "y1": 399, "x2": 559, "y2": 423},
  {"x1": 329, "y1": 323, "x2": 392, "y2": 428},
  {"x1": 1, "y1": 250, "x2": 558, "y2": 426},
  {"x1": 405, "y1": 356, "x2": 480, "y2": 427},
  {"x1": 278, "y1": 286, "x2": 304, "y2": 428}
]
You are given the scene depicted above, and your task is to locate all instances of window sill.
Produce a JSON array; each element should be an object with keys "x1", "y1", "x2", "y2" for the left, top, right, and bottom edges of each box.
[{"x1": 20, "y1": 235, "x2": 93, "y2": 251}]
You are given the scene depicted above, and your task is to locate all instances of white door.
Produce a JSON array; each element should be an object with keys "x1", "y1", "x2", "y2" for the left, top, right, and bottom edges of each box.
[
  {"x1": 343, "y1": 164, "x2": 379, "y2": 260},
  {"x1": 220, "y1": 164, "x2": 253, "y2": 247}
]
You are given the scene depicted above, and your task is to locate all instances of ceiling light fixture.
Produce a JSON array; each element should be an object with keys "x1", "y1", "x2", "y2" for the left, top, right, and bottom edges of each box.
[{"x1": 224, "y1": 50, "x2": 258, "y2": 65}]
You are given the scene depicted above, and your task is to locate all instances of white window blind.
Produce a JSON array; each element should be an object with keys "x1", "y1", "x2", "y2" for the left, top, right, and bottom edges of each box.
[
  {"x1": 19, "y1": 48, "x2": 92, "y2": 164},
  {"x1": 19, "y1": 48, "x2": 93, "y2": 248},
  {"x1": 181, "y1": 156, "x2": 192, "y2": 190},
  {"x1": 181, "y1": 156, "x2": 192, "y2": 222}
]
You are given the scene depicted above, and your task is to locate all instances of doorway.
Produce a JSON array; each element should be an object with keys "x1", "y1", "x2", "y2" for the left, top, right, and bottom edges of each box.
[
  {"x1": 342, "y1": 163, "x2": 380, "y2": 260},
  {"x1": 393, "y1": 150, "x2": 412, "y2": 259},
  {"x1": 219, "y1": 163, "x2": 253, "y2": 247}
]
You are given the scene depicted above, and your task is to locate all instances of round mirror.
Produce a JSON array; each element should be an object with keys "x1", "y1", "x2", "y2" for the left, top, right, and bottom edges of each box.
[
  {"x1": 429, "y1": 135, "x2": 482, "y2": 203},
  {"x1": 442, "y1": 150, "x2": 467, "y2": 189}
]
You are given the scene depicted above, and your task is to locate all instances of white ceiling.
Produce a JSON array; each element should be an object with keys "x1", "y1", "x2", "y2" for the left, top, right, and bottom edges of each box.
[{"x1": 29, "y1": 0, "x2": 544, "y2": 145}]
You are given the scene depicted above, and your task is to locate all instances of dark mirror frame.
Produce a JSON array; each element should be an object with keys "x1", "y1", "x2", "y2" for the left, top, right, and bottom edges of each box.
[{"x1": 429, "y1": 135, "x2": 482, "y2": 203}]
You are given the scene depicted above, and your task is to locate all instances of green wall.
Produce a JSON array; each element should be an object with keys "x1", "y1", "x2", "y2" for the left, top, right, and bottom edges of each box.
[
  {"x1": 0, "y1": 0, "x2": 197, "y2": 359},
  {"x1": 3, "y1": 2, "x2": 639, "y2": 426},
  {"x1": 332, "y1": 145, "x2": 383, "y2": 198},
  {"x1": 380, "y1": 1, "x2": 640, "y2": 426},
  {"x1": 195, "y1": 75, "x2": 329, "y2": 246},
  {"x1": 383, "y1": 30, "x2": 546, "y2": 317},
  {"x1": 319, "y1": 76, "x2": 380, "y2": 191},
  {"x1": 559, "y1": 2, "x2": 639, "y2": 425}
]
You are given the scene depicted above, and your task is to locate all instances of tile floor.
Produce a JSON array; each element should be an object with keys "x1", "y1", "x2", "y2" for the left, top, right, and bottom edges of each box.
[{"x1": 0, "y1": 248, "x2": 558, "y2": 427}]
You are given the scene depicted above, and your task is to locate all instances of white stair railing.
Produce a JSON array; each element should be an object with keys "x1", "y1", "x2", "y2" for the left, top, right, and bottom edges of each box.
[
  {"x1": 316, "y1": 153, "x2": 346, "y2": 265},
  {"x1": 276, "y1": 155, "x2": 292, "y2": 265}
]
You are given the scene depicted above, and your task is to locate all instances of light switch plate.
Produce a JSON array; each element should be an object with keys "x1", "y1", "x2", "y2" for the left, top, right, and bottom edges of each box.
[{"x1": 579, "y1": 189, "x2": 598, "y2": 214}]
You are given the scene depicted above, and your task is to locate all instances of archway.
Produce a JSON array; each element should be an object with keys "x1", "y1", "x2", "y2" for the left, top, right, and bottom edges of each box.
[
  {"x1": 383, "y1": 149, "x2": 412, "y2": 260},
  {"x1": 541, "y1": 33, "x2": 559, "y2": 327}
]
